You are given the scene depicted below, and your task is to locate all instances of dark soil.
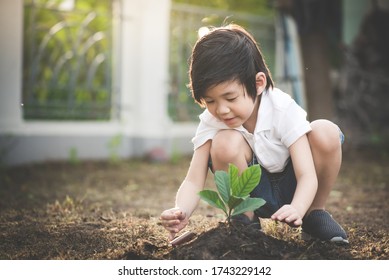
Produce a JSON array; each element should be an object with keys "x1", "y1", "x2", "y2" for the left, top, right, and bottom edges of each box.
[{"x1": 0, "y1": 146, "x2": 388, "y2": 260}]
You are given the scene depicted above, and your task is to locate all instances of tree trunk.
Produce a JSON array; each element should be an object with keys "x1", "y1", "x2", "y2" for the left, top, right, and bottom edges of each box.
[{"x1": 300, "y1": 32, "x2": 334, "y2": 121}]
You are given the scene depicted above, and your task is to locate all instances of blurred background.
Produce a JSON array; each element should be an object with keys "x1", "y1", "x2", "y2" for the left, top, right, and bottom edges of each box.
[{"x1": 1, "y1": 0, "x2": 388, "y2": 166}]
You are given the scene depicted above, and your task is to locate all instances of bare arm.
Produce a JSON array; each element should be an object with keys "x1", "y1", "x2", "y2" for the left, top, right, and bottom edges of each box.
[
  {"x1": 160, "y1": 140, "x2": 211, "y2": 239},
  {"x1": 271, "y1": 134, "x2": 318, "y2": 226},
  {"x1": 175, "y1": 140, "x2": 211, "y2": 217}
]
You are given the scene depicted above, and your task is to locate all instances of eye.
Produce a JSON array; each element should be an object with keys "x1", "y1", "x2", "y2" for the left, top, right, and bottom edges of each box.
[
  {"x1": 227, "y1": 97, "x2": 237, "y2": 102},
  {"x1": 204, "y1": 99, "x2": 214, "y2": 104}
]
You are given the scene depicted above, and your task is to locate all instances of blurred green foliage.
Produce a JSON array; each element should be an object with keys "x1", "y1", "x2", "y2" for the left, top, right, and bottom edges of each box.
[
  {"x1": 173, "y1": 0, "x2": 274, "y2": 15},
  {"x1": 23, "y1": 0, "x2": 112, "y2": 120}
]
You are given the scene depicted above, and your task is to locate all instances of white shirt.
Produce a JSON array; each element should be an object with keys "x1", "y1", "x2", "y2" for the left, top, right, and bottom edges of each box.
[{"x1": 191, "y1": 87, "x2": 312, "y2": 173}]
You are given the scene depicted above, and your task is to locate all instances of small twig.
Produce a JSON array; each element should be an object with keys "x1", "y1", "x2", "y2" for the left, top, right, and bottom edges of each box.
[
  {"x1": 221, "y1": 250, "x2": 232, "y2": 258},
  {"x1": 297, "y1": 240, "x2": 318, "y2": 260},
  {"x1": 99, "y1": 216, "x2": 112, "y2": 222},
  {"x1": 239, "y1": 242, "x2": 257, "y2": 248}
]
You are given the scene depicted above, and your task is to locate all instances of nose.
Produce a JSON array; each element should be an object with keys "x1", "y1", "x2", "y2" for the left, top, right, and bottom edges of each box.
[{"x1": 216, "y1": 103, "x2": 230, "y2": 115}]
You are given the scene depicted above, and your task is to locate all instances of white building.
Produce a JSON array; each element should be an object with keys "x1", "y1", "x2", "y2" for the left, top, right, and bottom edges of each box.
[{"x1": 0, "y1": 0, "x2": 197, "y2": 165}]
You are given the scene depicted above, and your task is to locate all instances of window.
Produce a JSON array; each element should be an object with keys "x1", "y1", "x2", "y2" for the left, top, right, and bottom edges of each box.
[{"x1": 23, "y1": 0, "x2": 115, "y2": 120}]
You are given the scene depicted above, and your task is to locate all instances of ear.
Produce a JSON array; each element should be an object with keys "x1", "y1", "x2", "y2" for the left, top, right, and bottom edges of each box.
[{"x1": 255, "y1": 72, "x2": 267, "y2": 96}]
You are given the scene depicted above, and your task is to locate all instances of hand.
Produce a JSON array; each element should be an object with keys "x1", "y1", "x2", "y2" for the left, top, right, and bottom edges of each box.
[
  {"x1": 271, "y1": 204, "x2": 303, "y2": 227},
  {"x1": 160, "y1": 207, "x2": 189, "y2": 240}
]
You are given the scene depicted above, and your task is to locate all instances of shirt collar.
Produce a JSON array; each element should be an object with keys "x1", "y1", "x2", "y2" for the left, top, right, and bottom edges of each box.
[{"x1": 255, "y1": 88, "x2": 273, "y2": 132}]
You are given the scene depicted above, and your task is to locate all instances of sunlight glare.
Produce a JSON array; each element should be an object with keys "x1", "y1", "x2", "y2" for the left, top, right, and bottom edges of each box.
[{"x1": 198, "y1": 26, "x2": 210, "y2": 38}]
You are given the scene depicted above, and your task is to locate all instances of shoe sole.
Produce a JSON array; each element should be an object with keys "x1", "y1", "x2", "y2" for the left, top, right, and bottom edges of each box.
[{"x1": 302, "y1": 231, "x2": 349, "y2": 245}]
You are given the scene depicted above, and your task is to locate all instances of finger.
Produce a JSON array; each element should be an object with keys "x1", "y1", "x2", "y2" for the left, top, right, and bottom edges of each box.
[
  {"x1": 175, "y1": 211, "x2": 186, "y2": 220},
  {"x1": 168, "y1": 232, "x2": 176, "y2": 241},
  {"x1": 161, "y1": 212, "x2": 179, "y2": 220},
  {"x1": 170, "y1": 207, "x2": 182, "y2": 216},
  {"x1": 293, "y1": 219, "x2": 302, "y2": 227},
  {"x1": 271, "y1": 206, "x2": 289, "y2": 219},
  {"x1": 286, "y1": 219, "x2": 301, "y2": 227},
  {"x1": 271, "y1": 210, "x2": 280, "y2": 220},
  {"x1": 284, "y1": 212, "x2": 298, "y2": 223},
  {"x1": 160, "y1": 219, "x2": 181, "y2": 228},
  {"x1": 284, "y1": 213, "x2": 302, "y2": 226},
  {"x1": 271, "y1": 210, "x2": 288, "y2": 221},
  {"x1": 161, "y1": 207, "x2": 181, "y2": 218},
  {"x1": 165, "y1": 226, "x2": 179, "y2": 234}
]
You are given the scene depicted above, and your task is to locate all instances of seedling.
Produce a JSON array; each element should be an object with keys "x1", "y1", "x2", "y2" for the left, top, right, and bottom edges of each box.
[{"x1": 199, "y1": 163, "x2": 265, "y2": 224}]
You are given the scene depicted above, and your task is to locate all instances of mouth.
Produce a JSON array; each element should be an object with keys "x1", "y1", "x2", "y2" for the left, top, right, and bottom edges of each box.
[{"x1": 222, "y1": 117, "x2": 237, "y2": 125}]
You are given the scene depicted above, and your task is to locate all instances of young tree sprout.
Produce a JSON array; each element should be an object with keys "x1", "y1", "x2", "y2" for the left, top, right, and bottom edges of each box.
[{"x1": 199, "y1": 163, "x2": 265, "y2": 224}]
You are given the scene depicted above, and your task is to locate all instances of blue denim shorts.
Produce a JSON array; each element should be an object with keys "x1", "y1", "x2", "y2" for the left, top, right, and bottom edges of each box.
[
  {"x1": 250, "y1": 128, "x2": 345, "y2": 218},
  {"x1": 249, "y1": 156, "x2": 296, "y2": 218}
]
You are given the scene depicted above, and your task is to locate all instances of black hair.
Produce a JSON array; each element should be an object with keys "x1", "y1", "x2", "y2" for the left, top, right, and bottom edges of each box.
[{"x1": 188, "y1": 24, "x2": 274, "y2": 106}]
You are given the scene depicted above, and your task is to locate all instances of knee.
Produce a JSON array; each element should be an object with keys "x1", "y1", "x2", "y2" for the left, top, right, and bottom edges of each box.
[
  {"x1": 210, "y1": 130, "x2": 247, "y2": 163},
  {"x1": 308, "y1": 120, "x2": 341, "y2": 154}
]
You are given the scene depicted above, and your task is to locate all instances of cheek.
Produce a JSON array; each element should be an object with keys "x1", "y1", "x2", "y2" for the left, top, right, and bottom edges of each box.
[
  {"x1": 205, "y1": 104, "x2": 215, "y2": 113},
  {"x1": 242, "y1": 103, "x2": 255, "y2": 118},
  {"x1": 239, "y1": 101, "x2": 255, "y2": 115},
  {"x1": 206, "y1": 105, "x2": 218, "y2": 117}
]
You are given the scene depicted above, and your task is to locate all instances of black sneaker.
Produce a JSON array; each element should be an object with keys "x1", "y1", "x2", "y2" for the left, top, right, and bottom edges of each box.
[
  {"x1": 302, "y1": 210, "x2": 349, "y2": 244},
  {"x1": 231, "y1": 213, "x2": 261, "y2": 230}
]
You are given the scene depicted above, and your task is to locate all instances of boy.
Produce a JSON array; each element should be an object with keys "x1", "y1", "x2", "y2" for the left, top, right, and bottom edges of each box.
[{"x1": 160, "y1": 24, "x2": 348, "y2": 244}]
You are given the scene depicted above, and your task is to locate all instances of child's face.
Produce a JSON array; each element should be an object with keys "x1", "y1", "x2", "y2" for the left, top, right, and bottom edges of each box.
[{"x1": 202, "y1": 80, "x2": 257, "y2": 129}]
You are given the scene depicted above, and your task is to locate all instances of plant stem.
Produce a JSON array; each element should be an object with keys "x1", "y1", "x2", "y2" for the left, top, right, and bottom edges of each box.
[{"x1": 227, "y1": 208, "x2": 233, "y2": 225}]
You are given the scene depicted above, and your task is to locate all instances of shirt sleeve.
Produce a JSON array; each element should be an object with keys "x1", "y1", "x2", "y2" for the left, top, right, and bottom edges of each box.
[
  {"x1": 278, "y1": 100, "x2": 312, "y2": 148},
  {"x1": 191, "y1": 110, "x2": 228, "y2": 150},
  {"x1": 191, "y1": 121, "x2": 217, "y2": 150}
]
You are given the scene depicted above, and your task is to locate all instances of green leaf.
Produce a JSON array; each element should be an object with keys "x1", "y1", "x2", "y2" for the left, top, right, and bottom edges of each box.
[
  {"x1": 228, "y1": 164, "x2": 239, "y2": 195},
  {"x1": 214, "y1": 170, "x2": 230, "y2": 204},
  {"x1": 231, "y1": 197, "x2": 266, "y2": 216},
  {"x1": 227, "y1": 195, "x2": 244, "y2": 210},
  {"x1": 236, "y1": 164, "x2": 261, "y2": 197},
  {"x1": 198, "y1": 190, "x2": 227, "y2": 215},
  {"x1": 200, "y1": 163, "x2": 265, "y2": 223}
]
